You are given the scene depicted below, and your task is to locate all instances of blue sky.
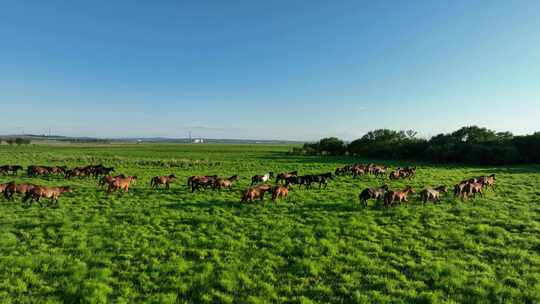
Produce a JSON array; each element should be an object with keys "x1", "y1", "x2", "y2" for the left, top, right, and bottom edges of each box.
[{"x1": 1, "y1": 0, "x2": 539, "y2": 140}]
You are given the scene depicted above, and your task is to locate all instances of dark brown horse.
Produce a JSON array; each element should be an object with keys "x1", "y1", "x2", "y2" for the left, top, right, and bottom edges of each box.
[
  {"x1": 150, "y1": 174, "x2": 176, "y2": 189},
  {"x1": 275, "y1": 171, "x2": 298, "y2": 184},
  {"x1": 358, "y1": 185, "x2": 388, "y2": 207},
  {"x1": 27, "y1": 166, "x2": 52, "y2": 177},
  {"x1": 188, "y1": 175, "x2": 218, "y2": 192}
]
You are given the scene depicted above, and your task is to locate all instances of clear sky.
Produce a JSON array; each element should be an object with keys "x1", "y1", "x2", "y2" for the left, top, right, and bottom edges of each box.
[{"x1": 1, "y1": 0, "x2": 539, "y2": 140}]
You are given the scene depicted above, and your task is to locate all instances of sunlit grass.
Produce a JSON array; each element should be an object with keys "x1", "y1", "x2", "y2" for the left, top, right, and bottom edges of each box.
[{"x1": 0, "y1": 144, "x2": 539, "y2": 303}]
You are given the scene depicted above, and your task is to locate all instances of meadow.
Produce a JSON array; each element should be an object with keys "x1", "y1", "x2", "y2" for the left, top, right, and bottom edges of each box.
[{"x1": 0, "y1": 143, "x2": 539, "y2": 303}]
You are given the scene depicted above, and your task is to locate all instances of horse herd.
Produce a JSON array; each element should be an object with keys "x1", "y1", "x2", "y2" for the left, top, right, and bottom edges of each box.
[{"x1": 0, "y1": 163, "x2": 496, "y2": 208}]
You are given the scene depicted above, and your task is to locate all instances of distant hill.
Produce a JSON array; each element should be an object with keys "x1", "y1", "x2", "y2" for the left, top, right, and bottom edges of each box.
[{"x1": 0, "y1": 134, "x2": 304, "y2": 145}]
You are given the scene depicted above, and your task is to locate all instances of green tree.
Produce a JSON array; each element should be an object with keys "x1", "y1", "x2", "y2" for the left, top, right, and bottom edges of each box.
[
  {"x1": 450, "y1": 126, "x2": 501, "y2": 143},
  {"x1": 318, "y1": 137, "x2": 345, "y2": 155}
]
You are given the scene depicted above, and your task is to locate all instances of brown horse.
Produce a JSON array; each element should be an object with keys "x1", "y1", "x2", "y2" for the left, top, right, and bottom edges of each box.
[
  {"x1": 419, "y1": 186, "x2": 447, "y2": 204},
  {"x1": 358, "y1": 185, "x2": 388, "y2": 207},
  {"x1": 0, "y1": 183, "x2": 9, "y2": 195},
  {"x1": 4, "y1": 182, "x2": 36, "y2": 200},
  {"x1": 106, "y1": 176, "x2": 138, "y2": 194},
  {"x1": 213, "y1": 175, "x2": 239, "y2": 190},
  {"x1": 98, "y1": 174, "x2": 126, "y2": 187},
  {"x1": 275, "y1": 171, "x2": 298, "y2": 184},
  {"x1": 150, "y1": 174, "x2": 176, "y2": 189},
  {"x1": 463, "y1": 182, "x2": 484, "y2": 200},
  {"x1": 49, "y1": 166, "x2": 67, "y2": 175},
  {"x1": 23, "y1": 186, "x2": 72, "y2": 206},
  {"x1": 351, "y1": 167, "x2": 366, "y2": 178},
  {"x1": 27, "y1": 166, "x2": 52, "y2": 177},
  {"x1": 240, "y1": 184, "x2": 272, "y2": 203},
  {"x1": 188, "y1": 175, "x2": 218, "y2": 192},
  {"x1": 271, "y1": 185, "x2": 289, "y2": 202},
  {"x1": 481, "y1": 174, "x2": 496, "y2": 191},
  {"x1": 372, "y1": 166, "x2": 387, "y2": 178},
  {"x1": 383, "y1": 186, "x2": 414, "y2": 207}
]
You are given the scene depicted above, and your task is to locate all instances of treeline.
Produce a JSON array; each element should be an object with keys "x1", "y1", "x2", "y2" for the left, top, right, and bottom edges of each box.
[
  {"x1": 291, "y1": 126, "x2": 540, "y2": 165},
  {"x1": 0, "y1": 138, "x2": 32, "y2": 145}
]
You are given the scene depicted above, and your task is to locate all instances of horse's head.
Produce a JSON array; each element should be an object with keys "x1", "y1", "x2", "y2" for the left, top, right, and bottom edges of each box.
[
  {"x1": 405, "y1": 186, "x2": 414, "y2": 193},
  {"x1": 169, "y1": 174, "x2": 176, "y2": 179}
]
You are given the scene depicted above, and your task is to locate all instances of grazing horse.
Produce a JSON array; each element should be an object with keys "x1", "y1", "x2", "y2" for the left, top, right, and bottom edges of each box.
[
  {"x1": 358, "y1": 185, "x2": 388, "y2": 207},
  {"x1": 276, "y1": 171, "x2": 298, "y2": 184},
  {"x1": 150, "y1": 174, "x2": 176, "y2": 189},
  {"x1": 251, "y1": 172, "x2": 274, "y2": 185},
  {"x1": 4, "y1": 182, "x2": 36, "y2": 200},
  {"x1": 240, "y1": 184, "x2": 272, "y2": 203},
  {"x1": 106, "y1": 176, "x2": 138, "y2": 194},
  {"x1": 23, "y1": 186, "x2": 72, "y2": 206},
  {"x1": 419, "y1": 186, "x2": 447, "y2": 204},
  {"x1": 213, "y1": 175, "x2": 239, "y2": 190},
  {"x1": 271, "y1": 185, "x2": 289, "y2": 202},
  {"x1": 383, "y1": 186, "x2": 414, "y2": 207}
]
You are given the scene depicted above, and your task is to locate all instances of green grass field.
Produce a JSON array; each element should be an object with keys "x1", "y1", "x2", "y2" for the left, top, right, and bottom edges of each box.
[{"x1": 0, "y1": 143, "x2": 539, "y2": 303}]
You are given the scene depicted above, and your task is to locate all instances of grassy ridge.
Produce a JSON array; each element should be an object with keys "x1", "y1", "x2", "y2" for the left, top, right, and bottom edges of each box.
[{"x1": 0, "y1": 144, "x2": 539, "y2": 303}]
